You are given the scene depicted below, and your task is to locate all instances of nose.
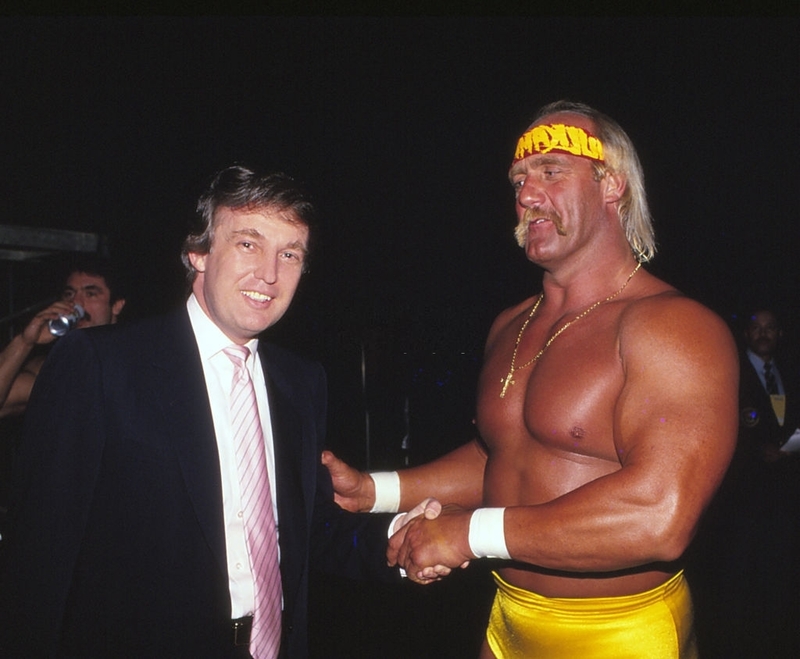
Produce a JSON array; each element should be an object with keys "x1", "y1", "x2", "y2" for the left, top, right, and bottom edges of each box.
[
  {"x1": 516, "y1": 176, "x2": 545, "y2": 209},
  {"x1": 254, "y1": 254, "x2": 279, "y2": 284}
]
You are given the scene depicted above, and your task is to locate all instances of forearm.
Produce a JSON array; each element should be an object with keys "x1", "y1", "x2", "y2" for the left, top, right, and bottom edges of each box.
[
  {"x1": 501, "y1": 469, "x2": 704, "y2": 572},
  {"x1": 396, "y1": 439, "x2": 486, "y2": 510},
  {"x1": 397, "y1": 470, "x2": 699, "y2": 582},
  {"x1": 369, "y1": 439, "x2": 486, "y2": 513},
  {"x1": 327, "y1": 439, "x2": 486, "y2": 514},
  {"x1": 0, "y1": 334, "x2": 36, "y2": 410}
]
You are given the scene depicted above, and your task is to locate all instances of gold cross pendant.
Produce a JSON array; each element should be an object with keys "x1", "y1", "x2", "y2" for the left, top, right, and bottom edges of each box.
[{"x1": 500, "y1": 371, "x2": 515, "y2": 398}]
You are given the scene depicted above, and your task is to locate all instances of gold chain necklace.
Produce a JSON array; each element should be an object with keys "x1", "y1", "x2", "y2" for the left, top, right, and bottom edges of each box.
[{"x1": 500, "y1": 262, "x2": 642, "y2": 398}]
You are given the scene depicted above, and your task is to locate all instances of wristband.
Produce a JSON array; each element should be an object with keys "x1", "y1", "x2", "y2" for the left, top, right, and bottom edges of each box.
[
  {"x1": 369, "y1": 471, "x2": 400, "y2": 513},
  {"x1": 468, "y1": 508, "x2": 511, "y2": 560}
]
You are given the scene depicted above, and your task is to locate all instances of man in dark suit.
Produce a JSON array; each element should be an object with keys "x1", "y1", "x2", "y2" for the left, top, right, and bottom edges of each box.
[
  {"x1": 691, "y1": 308, "x2": 800, "y2": 658},
  {"x1": 733, "y1": 309, "x2": 799, "y2": 656},
  {"x1": 737, "y1": 309, "x2": 799, "y2": 462},
  {"x1": 0, "y1": 166, "x2": 410, "y2": 658}
]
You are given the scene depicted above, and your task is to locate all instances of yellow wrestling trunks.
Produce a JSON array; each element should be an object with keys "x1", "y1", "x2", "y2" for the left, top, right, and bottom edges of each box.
[{"x1": 486, "y1": 571, "x2": 697, "y2": 658}]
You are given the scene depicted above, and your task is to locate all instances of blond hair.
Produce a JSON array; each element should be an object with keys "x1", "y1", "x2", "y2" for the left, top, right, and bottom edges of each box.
[{"x1": 531, "y1": 101, "x2": 656, "y2": 262}]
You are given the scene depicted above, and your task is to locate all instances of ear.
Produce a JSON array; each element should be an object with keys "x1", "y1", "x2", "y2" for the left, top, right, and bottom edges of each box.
[
  {"x1": 188, "y1": 251, "x2": 207, "y2": 273},
  {"x1": 602, "y1": 170, "x2": 627, "y2": 204},
  {"x1": 111, "y1": 298, "x2": 126, "y2": 323}
]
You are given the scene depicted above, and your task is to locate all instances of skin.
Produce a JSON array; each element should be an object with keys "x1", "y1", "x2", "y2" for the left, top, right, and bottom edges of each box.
[
  {"x1": 62, "y1": 271, "x2": 126, "y2": 329},
  {"x1": 324, "y1": 112, "x2": 739, "y2": 646},
  {"x1": 187, "y1": 204, "x2": 434, "y2": 541},
  {"x1": 743, "y1": 310, "x2": 780, "y2": 362},
  {"x1": 188, "y1": 206, "x2": 308, "y2": 345},
  {"x1": 0, "y1": 271, "x2": 125, "y2": 418}
]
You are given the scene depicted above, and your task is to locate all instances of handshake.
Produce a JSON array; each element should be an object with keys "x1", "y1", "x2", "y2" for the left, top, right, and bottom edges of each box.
[{"x1": 322, "y1": 451, "x2": 473, "y2": 585}]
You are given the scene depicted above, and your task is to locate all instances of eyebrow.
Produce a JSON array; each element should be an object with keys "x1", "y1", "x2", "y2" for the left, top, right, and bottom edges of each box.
[
  {"x1": 509, "y1": 155, "x2": 571, "y2": 179},
  {"x1": 285, "y1": 240, "x2": 309, "y2": 257},
  {"x1": 63, "y1": 284, "x2": 105, "y2": 295},
  {"x1": 230, "y1": 228, "x2": 264, "y2": 239},
  {"x1": 231, "y1": 228, "x2": 308, "y2": 255}
]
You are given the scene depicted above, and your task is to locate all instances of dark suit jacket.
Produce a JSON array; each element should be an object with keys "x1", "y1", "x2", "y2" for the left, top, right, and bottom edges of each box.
[
  {"x1": 737, "y1": 354, "x2": 799, "y2": 461},
  {"x1": 713, "y1": 352, "x2": 800, "y2": 509},
  {"x1": 0, "y1": 308, "x2": 396, "y2": 658}
]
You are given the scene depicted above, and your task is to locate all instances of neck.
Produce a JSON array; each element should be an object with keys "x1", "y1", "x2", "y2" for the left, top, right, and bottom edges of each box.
[{"x1": 540, "y1": 257, "x2": 641, "y2": 310}]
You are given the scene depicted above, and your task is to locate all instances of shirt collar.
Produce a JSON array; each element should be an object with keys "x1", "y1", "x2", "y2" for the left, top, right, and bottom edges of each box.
[{"x1": 186, "y1": 293, "x2": 259, "y2": 362}]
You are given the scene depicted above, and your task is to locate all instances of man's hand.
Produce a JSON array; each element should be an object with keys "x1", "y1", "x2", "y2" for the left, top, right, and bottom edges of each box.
[
  {"x1": 389, "y1": 498, "x2": 457, "y2": 583},
  {"x1": 321, "y1": 450, "x2": 376, "y2": 512},
  {"x1": 391, "y1": 497, "x2": 442, "y2": 533},
  {"x1": 388, "y1": 504, "x2": 473, "y2": 584},
  {"x1": 23, "y1": 301, "x2": 75, "y2": 346}
]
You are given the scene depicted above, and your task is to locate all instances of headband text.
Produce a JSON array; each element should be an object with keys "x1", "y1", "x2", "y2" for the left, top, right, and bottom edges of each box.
[{"x1": 513, "y1": 123, "x2": 604, "y2": 164}]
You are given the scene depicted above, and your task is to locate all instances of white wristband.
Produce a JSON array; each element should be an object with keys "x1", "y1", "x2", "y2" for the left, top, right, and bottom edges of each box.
[
  {"x1": 468, "y1": 508, "x2": 511, "y2": 560},
  {"x1": 369, "y1": 471, "x2": 400, "y2": 513}
]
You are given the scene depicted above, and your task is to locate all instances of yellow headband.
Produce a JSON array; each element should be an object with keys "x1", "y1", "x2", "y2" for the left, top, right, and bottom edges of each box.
[{"x1": 512, "y1": 123, "x2": 604, "y2": 164}]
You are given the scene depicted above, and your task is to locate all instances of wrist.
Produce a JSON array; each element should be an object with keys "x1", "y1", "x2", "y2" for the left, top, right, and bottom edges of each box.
[
  {"x1": 468, "y1": 508, "x2": 511, "y2": 560},
  {"x1": 13, "y1": 333, "x2": 36, "y2": 351},
  {"x1": 369, "y1": 471, "x2": 400, "y2": 513}
]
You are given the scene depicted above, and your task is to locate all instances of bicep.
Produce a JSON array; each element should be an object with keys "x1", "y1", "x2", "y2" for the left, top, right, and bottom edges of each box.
[{"x1": 615, "y1": 306, "x2": 739, "y2": 514}]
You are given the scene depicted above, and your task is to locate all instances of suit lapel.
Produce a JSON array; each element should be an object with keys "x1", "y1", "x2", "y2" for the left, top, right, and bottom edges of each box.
[{"x1": 151, "y1": 309, "x2": 228, "y2": 574}]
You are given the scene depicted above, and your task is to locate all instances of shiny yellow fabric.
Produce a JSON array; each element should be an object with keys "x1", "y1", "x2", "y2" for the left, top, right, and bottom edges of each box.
[{"x1": 486, "y1": 571, "x2": 697, "y2": 658}]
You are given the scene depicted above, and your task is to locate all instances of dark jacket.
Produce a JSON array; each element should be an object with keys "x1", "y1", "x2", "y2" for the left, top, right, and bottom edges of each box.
[{"x1": 0, "y1": 307, "x2": 395, "y2": 658}]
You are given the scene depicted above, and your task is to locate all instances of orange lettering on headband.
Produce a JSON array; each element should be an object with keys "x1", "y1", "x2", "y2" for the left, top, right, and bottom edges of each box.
[{"x1": 512, "y1": 123, "x2": 604, "y2": 164}]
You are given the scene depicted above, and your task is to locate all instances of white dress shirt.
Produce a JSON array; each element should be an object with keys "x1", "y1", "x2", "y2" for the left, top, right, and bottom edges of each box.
[{"x1": 186, "y1": 294, "x2": 279, "y2": 618}]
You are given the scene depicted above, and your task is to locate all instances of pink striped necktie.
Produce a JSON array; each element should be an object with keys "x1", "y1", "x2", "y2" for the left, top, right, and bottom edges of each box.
[{"x1": 223, "y1": 345, "x2": 282, "y2": 659}]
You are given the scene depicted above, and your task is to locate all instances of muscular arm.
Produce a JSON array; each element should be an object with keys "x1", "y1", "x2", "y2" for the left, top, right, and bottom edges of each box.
[
  {"x1": 394, "y1": 296, "x2": 739, "y2": 577},
  {"x1": 323, "y1": 438, "x2": 487, "y2": 512},
  {"x1": 397, "y1": 438, "x2": 487, "y2": 510}
]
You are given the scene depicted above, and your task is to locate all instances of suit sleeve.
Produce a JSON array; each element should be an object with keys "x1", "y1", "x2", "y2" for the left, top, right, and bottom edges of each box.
[
  {"x1": 310, "y1": 454, "x2": 400, "y2": 582},
  {"x1": 0, "y1": 331, "x2": 106, "y2": 656},
  {"x1": 305, "y1": 362, "x2": 400, "y2": 582}
]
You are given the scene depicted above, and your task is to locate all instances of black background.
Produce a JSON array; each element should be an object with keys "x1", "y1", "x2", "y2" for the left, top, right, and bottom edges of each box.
[
  {"x1": 1, "y1": 12, "x2": 798, "y2": 658},
  {"x1": 2, "y1": 15, "x2": 797, "y2": 468}
]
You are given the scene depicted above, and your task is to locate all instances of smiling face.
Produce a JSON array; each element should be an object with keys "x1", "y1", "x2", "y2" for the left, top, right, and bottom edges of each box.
[
  {"x1": 188, "y1": 205, "x2": 309, "y2": 344},
  {"x1": 508, "y1": 112, "x2": 623, "y2": 268}
]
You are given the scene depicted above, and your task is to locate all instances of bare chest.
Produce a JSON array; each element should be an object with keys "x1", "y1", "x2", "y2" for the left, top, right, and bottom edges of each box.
[{"x1": 477, "y1": 317, "x2": 625, "y2": 464}]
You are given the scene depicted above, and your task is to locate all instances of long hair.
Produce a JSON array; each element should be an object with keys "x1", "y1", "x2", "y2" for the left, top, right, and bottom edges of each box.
[
  {"x1": 532, "y1": 101, "x2": 656, "y2": 262},
  {"x1": 181, "y1": 165, "x2": 316, "y2": 282}
]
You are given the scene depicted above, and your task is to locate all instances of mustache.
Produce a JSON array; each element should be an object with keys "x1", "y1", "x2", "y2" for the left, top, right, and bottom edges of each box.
[{"x1": 514, "y1": 208, "x2": 567, "y2": 247}]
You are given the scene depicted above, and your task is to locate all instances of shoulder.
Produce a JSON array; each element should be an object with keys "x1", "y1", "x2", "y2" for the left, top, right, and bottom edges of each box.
[
  {"x1": 618, "y1": 284, "x2": 738, "y2": 378},
  {"x1": 46, "y1": 310, "x2": 188, "y2": 370},
  {"x1": 739, "y1": 351, "x2": 761, "y2": 379},
  {"x1": 261, "y1": 340, "x2": 318, "y2": 368},
  {"x1": 260, "y1": 341, "x2": 325, "y2": 383},
  {"x1": 486, "y1": 295, "x2": 539, "y2": 349}
]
